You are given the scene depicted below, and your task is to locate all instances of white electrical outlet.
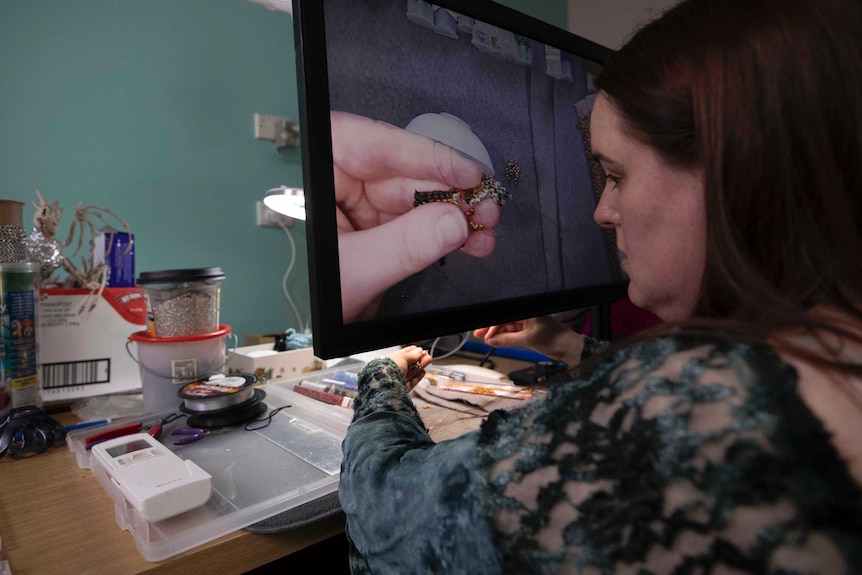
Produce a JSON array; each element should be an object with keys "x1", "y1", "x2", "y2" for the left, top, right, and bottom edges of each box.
[
  {"x1": 256, "y1": 201, "x2": 294, "y2": 228},
  {"x1": 254, "y1": 113, "x2": 283, "y2": 141}
]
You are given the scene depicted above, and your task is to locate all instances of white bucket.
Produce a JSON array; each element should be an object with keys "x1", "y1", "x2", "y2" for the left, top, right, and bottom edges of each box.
[{"x1": 127, "y1": 324, "x2": 236, "y2": 414}]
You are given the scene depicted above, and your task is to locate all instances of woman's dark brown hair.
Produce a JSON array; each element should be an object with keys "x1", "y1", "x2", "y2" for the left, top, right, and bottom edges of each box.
[{"x1": 595, "y1": 0, "x2": 862, "y2": 370}]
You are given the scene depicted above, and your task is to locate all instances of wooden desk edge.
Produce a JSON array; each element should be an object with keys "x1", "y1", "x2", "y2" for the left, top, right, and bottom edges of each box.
[{"x1": 142, "y1": 512, "x2": 346, "y2": 575}]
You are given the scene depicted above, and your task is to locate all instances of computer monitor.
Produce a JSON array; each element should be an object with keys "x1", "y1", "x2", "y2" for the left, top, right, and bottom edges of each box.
[{"x1": 293, "y1": 0, "x2": 628, "y2": 359}]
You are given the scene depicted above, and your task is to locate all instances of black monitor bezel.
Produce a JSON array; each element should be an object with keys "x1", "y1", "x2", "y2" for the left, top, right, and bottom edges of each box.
[{"x1": 293, "y1": 0, "x2": 628, "y2": 358}]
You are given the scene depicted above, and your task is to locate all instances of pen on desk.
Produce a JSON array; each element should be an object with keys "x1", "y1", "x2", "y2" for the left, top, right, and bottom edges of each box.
[{"x1": 64, "y1": 419, "x2": 112, "y2": 432}]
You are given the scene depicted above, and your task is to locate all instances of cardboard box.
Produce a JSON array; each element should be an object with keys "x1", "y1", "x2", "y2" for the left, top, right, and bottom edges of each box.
[
  {"x1": 38, "y1": 287, "x2": 146, "y2": 405},
  {"x1": 226, "y1": 344, "x2": 323, "y2": 385}
]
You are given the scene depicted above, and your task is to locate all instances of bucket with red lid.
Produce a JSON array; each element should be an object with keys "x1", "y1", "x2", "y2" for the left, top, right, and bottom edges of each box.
[
  {"x1": 127, "y1": 325, "x2": 237, "y2": 414},
  {"x1": 130, "y1": 267, "x2": 232, "y2": 413}
]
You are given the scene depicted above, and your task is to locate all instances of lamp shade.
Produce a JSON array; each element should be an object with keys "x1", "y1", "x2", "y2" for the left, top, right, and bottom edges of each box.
[{"x1": 263, "y1": 186, "x2": 306, "y2": 221}]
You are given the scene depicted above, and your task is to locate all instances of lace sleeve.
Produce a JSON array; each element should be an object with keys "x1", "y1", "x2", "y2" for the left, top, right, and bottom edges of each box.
[
  {"x1": 341, "y1": 338, "x2": 862, "y2": 573},
  {"x1": 341, "y1": 357, "x2": 503, "y2": 574},
  {"x1": 351, "y1": 357, "x2": 424, "y2": 427},
  {"x1": 476, "y1": 336, "x2": 862, "y2": 574}
]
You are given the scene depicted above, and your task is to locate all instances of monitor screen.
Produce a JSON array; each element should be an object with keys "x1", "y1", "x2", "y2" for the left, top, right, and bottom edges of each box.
[{"x1": 293, "y1": 0, "x2": 628, "y2": 359}]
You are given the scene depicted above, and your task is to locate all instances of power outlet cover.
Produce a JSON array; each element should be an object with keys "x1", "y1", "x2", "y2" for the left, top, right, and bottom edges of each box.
[
  {"x1": 254, "y1": 113, "x2": 282, "y2": 141},
  {"x1": 256, "y1": 201, "x2": 293, "y2": 227}
]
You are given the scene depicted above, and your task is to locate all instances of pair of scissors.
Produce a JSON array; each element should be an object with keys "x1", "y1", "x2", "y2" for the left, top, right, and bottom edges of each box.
[
  {"x1": 85, "y1": 420, "x2": 163, "y2": 450},
  {"x1": 170, "y1": 427, "x2": 233, "y2": 445},
  {"x1": 83, "y1": 413, "x2": 185, "y2": 450}
]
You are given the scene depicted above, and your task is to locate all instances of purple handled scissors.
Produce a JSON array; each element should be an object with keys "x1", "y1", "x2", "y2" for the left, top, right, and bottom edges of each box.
[{"x1": 170, "y1": 427, "x2": 233, "y2": 445}]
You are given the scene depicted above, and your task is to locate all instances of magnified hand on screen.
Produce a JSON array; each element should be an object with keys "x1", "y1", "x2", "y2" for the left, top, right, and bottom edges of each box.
[{"x1": 331, "y1": 110, "x2": 500, "y2": 322}]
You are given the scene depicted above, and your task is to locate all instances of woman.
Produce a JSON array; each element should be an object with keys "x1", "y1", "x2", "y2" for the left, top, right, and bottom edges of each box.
[{"x1": 339, "y1": 0, "x2": 862, "y2": 572}]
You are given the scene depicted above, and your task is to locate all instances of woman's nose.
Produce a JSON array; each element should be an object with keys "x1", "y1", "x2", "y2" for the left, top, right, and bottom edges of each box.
[{"x1": 593, "y1": 190, "x2": 619, "y2": 229}]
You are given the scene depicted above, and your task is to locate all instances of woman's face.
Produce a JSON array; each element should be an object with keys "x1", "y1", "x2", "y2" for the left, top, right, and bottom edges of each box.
[{"x1": 590, "y1": 93, "x2": 706, "y2": 322}]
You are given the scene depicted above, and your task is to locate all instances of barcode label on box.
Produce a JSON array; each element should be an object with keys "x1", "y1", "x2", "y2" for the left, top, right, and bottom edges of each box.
[{"x1": 41, "y1": 359, "x2": 111, "y2": 389}]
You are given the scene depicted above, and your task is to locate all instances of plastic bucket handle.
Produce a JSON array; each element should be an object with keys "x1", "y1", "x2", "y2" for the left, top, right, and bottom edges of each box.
[{"x1": 126, "y1": 328, "x2": 238, "y2": 382}]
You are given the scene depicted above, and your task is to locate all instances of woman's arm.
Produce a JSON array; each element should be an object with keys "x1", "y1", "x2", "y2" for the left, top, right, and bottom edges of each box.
[{"x1": 340, "y1": 355, "x2": 503, "y2": 574}]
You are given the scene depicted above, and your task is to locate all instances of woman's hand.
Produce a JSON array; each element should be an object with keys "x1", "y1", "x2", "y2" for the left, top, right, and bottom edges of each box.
[
  {"x1": 385, "y1": 345, "x2": 434, "y2": 390},
  {"x1": 474, "y1": 316, "x2": 585, "y2": 366},
  {"x1": 331, "y1": 111, "x2": 500, "y2": 322}
]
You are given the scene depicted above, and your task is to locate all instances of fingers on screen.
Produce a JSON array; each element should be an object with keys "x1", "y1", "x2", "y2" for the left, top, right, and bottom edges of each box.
[
  {"x1": 331, "y1": 111, "x2": 480, "y2": 183},
  {"x1": 431, "y1": 141, "x2": 484, "y2": 190},
  {"x1": 338, "y1": 204, "x2": 469, "y2": 308}
]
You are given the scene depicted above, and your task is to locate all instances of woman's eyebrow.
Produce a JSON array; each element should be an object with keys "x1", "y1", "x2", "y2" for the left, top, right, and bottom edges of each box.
[{"x1": 590, "y1": 151, "x2": 622, "y2": 168}]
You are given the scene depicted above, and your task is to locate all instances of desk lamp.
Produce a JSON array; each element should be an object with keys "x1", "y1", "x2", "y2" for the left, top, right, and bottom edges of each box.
[
  {"x1": 263, "y1": 186, "x2": 306, "y2": 221},
  {"x1": 262, "y1": 186, "x2": 309, "y2": 334}
]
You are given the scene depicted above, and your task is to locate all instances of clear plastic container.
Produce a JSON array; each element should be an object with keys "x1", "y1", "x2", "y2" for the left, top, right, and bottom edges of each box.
[
  {"x1": 137, "y1": 268, "x2": 224, "y2": 338},
  {"x1": 64, "y1": 380, "x2": 351, "y2": 562}
]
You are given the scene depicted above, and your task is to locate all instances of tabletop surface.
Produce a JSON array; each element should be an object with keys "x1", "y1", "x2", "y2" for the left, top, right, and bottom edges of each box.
[{"x1": 0, "y1": 351, "x2": 532, "y2": 575}]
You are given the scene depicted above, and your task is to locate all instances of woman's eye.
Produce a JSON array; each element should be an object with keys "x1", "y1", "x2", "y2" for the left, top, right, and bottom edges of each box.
[{"x1": 604, "y1": 173, "x2": 622, "y2": 188}]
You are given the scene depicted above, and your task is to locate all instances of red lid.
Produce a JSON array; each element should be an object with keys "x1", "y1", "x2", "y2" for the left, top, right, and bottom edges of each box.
[{"x1": 129, "y1": 324, "x2": 231, "y2": 343}]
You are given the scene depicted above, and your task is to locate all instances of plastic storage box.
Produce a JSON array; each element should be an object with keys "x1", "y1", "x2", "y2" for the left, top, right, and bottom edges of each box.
[{"x1": 65, "y1": 363, "x2": 362, "y2": 562}]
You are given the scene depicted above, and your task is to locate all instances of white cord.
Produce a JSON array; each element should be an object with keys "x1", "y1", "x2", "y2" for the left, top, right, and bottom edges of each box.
[{"x1": 279, "y1": 221, "x2": 306, "y2": 333}]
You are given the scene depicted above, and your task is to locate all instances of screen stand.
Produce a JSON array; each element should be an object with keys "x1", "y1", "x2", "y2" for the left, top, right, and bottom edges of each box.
[{"x1": 589, "y1": 302, "x2": 613, "y2": 342}]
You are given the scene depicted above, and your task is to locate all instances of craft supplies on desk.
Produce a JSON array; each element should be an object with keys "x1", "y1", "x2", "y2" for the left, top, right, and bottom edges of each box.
[
  {"x1": 64, "y1": 418, "x2": 113, "y2": 432},
  {"x1": 90, "y1": 432, "x2": 213, "y2": 522},
  {"x1": 136, "y1": 267, "x2": 225, "y2": 338},
  {"x1": 177, "y1": 373, "x2": 268, "y2": 428},
  {"x1": 92, "y1": 228, "x2": 135, "y2": 287},
  {"x1": 297, "y1": 378, "x2": 357, "y2": 398},
  {"x1": 292, "y1": 384, "x2": 354, "y2": 408},
  {"x1": 64, "y1": 377, "x2": 350, "y2": 562},
  {"x1": 127, "y1": 325, "x2": 236, "y2": 414},
  {"x1": 432, "y1": 379, "x2": 533, "y2": 400},
  {"x1": 169, "y1": 426, "x2": 234, "y2": 445},
  {"x1": 290, "y1": 368, "x2": 365, "y2": 408},
  {"x1": 226, "y1": 343, "x2": 322, "y2": 385},
  {"x1": 0, "y1": 261, "x2": 39, "y2": 413},
  {"x1": 424, "y1": 367, "x2": 534, "y2": 400},
  {"x1": 84, "y1": 418, "x2": 164, "y2": 450},
  {"x1": 0, "y1": 405, "x2": 66, "y2": 460}
]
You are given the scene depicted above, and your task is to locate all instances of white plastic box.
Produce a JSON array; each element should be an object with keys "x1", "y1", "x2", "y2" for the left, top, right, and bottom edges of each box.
[
  {"x1": 226, "y1": 343, "x2": 323, "y2": 385},
  {"x1": 65, "y1": 363, "x2": 361, "y2": 562}
]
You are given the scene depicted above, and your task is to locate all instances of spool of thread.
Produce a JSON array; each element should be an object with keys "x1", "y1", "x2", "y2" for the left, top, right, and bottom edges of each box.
[
  {"x1": 177, "y1": 374, "x2": 268, "y2": 428},
  {"x1": 178, "y1": 374, "x2": 258, "y2": 412}
]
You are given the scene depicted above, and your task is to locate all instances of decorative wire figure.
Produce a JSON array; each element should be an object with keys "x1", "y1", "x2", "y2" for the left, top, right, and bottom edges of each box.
[{"x1": 25, "y1": 191, "x2": 134, "y2": 312}]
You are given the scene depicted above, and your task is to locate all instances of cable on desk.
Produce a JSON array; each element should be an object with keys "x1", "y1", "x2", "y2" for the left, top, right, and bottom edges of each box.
[
  {"x1": 426, "y1": 331, "x2": 470, "y2": 360},
  {"x1": 477, "y1": 346, "x2": 497, "y2": 369}
]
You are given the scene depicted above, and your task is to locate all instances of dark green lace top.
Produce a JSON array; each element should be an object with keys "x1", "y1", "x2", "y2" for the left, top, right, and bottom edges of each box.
[{"x1": 339, "y1": 335, "x2": 862, "y2": 574}]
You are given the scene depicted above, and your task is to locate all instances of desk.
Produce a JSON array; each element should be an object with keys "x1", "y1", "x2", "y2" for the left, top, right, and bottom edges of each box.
[
  {"x1": 0, "y1": 409, "x2": 345, "y2": 575},
  {"x1": 0, "y1": 352, "x2": 531, "y2": 574}
]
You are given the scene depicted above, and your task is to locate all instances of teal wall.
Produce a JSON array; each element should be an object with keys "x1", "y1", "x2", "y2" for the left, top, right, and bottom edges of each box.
[{"x1": 0, "y1": 0, "x2": 566, "y2": 345}]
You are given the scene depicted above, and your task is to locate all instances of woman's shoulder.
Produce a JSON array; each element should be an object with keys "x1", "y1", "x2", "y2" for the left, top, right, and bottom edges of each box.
[
  {"x1": 480, "y1": 331, "x2": 813, "y2": 469},
  {"x1": 587, "y1": 330, "x2": 796, "y2": 399},
  {"x1": 482, "y1": 331, "x2": 797, "y2": 451},
  {"x1": 477, "y1": 328, "x2": 862, "y2": 573}
]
